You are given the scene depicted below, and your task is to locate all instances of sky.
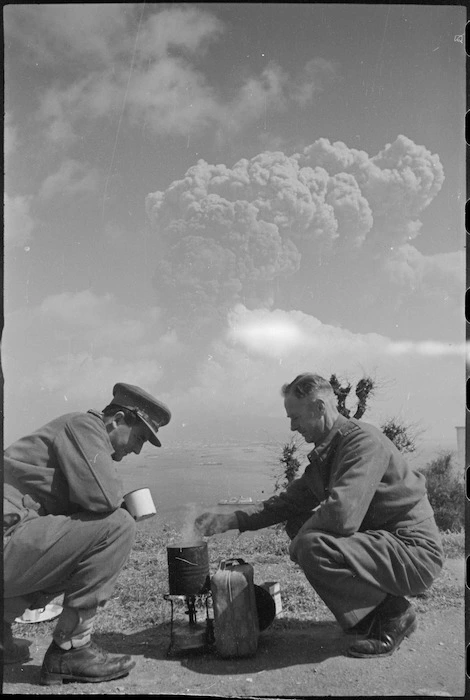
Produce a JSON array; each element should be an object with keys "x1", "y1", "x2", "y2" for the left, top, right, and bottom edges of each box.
[{"x1": 3, "y1": 3, "x2": 467, "y2": 453}]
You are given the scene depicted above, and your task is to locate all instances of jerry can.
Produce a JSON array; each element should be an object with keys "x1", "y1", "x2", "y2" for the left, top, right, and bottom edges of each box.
[{"x1": 210, "y1": 558, "x2": 260, "y2": 658}]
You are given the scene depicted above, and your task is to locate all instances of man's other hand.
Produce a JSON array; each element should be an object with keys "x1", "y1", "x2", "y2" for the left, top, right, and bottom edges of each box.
[{"x1": 194, "y1": 512, "x2": 238, "y2": 536}]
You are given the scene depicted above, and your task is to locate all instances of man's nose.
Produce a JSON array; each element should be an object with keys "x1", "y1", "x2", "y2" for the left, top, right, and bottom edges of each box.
[{"x1": 134, "y1": 444, "x2": 143, "y2": 455}]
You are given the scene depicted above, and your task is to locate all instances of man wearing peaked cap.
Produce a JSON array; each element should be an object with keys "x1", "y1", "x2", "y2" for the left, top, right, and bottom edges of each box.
[
  {"x1": 111, "y1": 382, "x2": 171, "y2": 448},
  {"x1": 3, "y1": 382, "x2": 171, "y2": 685}
]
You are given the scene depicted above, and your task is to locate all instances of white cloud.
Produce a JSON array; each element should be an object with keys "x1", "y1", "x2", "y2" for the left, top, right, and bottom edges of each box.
[
  {"x1": 135, "y1": 5, "x2": 224, "y2": 59},
  {"x1": 226, "y1": 305, "x2": 389, "y2": 362},
  {"x1": 39, "y1": 290, "x2": 115, "y2": 328},
  {"x1": 224, "y1": 63, "x2": 288, "y2": 129},
  {"x1": 35, "y1": 53, "x2": 334, "y2": 142},
  {"x1": 3, "y1": 290, "x2": 171, "y2": 392},
  {"x1": 4, "y1": 4, "x2": 131, "y2": 65},
  {"x1": 17, "y1": 5, "x2": 222, "y2": 141},
  {"x1": 38, "y1": 159, "x2": 101, "y2": 199},
  {"x1": 164, "y1": 304, "x2": 464, "y2": 441},
  {"x1": 3, "y1": 288, "x2": 186, "y2": 442},
  {"x1": 3, "y1": 293, "x2": 464, "y2": 445},
  {"x1": 227, "y1": 305, "x2": 467, "y2": 362},
  {"x1": 217, "y1": 58, "x2": 338, "y2": 134},
  {"x1": 291, "y1": 58, "x2": 338, "y2": 106},
  {"x1": 4, "y1": 193, "x2": 35, "y2": 250},
  {"x1": 387, "y1": 340, "x2": 468, "y2": 357},
  {"x1": 7, "y1": 4, "x2": 339, "y2": 142},
  {"x1": 3, "y1": 290, "x2": 185, "y2": 440},
  {"x1": 126, "y1": 57, "x2": 220, "y2": 135},
  {"x1": 39, "y1": 82, "x2": 89, "y2": 145},
  {"x1": 227, "y1": 307, "x2": 306, "y2": 357}
]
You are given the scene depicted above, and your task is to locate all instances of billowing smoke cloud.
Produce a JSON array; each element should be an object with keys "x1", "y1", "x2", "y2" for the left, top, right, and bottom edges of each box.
[
  {"x1": 297, "y1": 135, "x2": 445, "y2": 247},
  {"x1": 146, "y1": 134, "x2": 445, "y2": 337}
]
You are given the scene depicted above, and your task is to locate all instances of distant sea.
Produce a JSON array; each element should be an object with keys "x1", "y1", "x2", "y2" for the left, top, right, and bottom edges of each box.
[
  {"x1": 118, "y1": 440, "x2": 286, "y2": 535},
  {"x1": 118, "y1": 436, "x2": 459, "y2": 536}
]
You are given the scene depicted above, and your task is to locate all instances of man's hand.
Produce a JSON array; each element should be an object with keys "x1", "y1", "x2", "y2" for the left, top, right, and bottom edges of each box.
[{"x1": 194, "y1": 512, "x2": 238, "y2": 536}]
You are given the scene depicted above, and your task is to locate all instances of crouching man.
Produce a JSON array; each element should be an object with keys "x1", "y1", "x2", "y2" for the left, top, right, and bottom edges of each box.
[
  {"x1": 3, "y1": 382, "x2": 171, "y2": 684},
  {"x1": 195, "y1": 373, "x2": 443, "y2": 658}
]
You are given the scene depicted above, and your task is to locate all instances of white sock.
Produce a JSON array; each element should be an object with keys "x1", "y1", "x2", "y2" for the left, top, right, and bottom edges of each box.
[{"x1": 53, "y1": 606, "x2": 96, "y2": 650}]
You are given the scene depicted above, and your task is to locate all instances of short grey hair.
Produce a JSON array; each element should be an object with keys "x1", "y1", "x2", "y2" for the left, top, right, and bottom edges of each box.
[{"x1": 281, "y1": 373, "x2": 334, "y2": 400}]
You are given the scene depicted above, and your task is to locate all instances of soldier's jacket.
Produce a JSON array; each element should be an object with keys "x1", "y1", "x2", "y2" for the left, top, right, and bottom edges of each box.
[
  {"x1": 235, "y1": 414, "x2": 436, "y2": 536},
  {"x1": 4, "y1": 410, "x2": 123, "y2": 538}
]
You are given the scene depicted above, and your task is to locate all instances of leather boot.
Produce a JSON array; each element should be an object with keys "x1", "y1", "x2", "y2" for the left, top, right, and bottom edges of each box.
[
  {"x1": 1, "y1": 622, "x2": 31, "y2": 665},
  {"x1": 347, "y1": 596, "x2": 417, "y2": 658},
  {"x1": 40, "y1": 640, "x2": 136, "y2": 685}
]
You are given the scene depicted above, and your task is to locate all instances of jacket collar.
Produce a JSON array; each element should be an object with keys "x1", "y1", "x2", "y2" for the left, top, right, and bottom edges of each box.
[
  {"x1": 88, "y1": 409, "x2": 105, "y2": 421},
  {"x1": 87, "y1": 409, "x2": 114, "y2": 451},
  {"x1": 308, "y1": 413, "x2": 351, "y2": 463}
]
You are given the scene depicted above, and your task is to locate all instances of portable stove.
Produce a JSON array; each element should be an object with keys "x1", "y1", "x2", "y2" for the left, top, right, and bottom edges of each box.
[
  {"x1": 164, "y1": 592, "x2": 214, "y2": 655},
  {"x1": 164, "y1": 541, "x2": 214, "y2": 655}
]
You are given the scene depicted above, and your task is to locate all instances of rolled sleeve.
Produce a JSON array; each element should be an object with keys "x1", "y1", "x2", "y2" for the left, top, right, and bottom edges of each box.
[{"x1": 53, "y1": 414, "x2": 124, "y2": 513}]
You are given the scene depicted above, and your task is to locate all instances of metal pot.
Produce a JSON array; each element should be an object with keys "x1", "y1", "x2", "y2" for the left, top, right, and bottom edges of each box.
[{"x1": 167, "y1": 541, "x2": 210, "y2": 595}]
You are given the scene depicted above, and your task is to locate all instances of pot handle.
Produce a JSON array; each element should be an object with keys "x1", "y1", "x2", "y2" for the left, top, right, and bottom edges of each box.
[{"x1": 219, "y1": 558, "x2": 247, "y2": 569}]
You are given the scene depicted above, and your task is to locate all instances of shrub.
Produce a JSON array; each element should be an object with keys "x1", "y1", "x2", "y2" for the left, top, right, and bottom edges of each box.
[
  {"x1": 274, "y1": 437, "x2": 303, "y2": 491},
  {"x1": 381, "y1": 417, "x2": 418, "y2": 454},
  {"x1": 419, "y1": 452, "x2": 465, "y2": 532}
]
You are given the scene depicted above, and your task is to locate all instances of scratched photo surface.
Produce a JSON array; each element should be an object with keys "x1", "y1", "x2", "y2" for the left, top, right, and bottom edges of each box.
[{"x1": 4, "y1": 3, "x2": 465, "y2": 510}]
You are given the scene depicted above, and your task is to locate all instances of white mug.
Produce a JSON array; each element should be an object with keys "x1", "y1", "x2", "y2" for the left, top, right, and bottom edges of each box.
[{"x1": 123, "y1": 488, "x2": 157, "y2": 521}]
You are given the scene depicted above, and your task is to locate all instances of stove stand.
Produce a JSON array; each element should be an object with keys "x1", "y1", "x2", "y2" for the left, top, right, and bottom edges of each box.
[{"x1": 163, "y1": 592, "x2": 214, "y2": 656}]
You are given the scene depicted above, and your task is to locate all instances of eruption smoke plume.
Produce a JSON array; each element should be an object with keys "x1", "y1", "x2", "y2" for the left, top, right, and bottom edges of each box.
[
  {"x1": 145, "y1": 134, "x2": 450, "y2": 405},
  {"x1": 146, "y1": 134, "x2": 444, "y2": 335}
]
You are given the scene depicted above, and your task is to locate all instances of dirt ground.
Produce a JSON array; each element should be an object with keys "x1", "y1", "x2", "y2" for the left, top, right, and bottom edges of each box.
[{"x1": 2, "y1": 559, "x2": 466, "y2": 697}]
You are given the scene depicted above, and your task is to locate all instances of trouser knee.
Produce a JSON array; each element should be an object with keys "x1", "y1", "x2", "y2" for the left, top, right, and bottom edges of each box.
[
  {"x1": 290, "y1": 530, "x2": 326, "y2": 570},
  {"x1": 61, "y1": 508, "x2": 136, "y2": 609},
  {"x1": 3, "y1": 508, "x2": 137, "y2": 613},
  {"x1": 94, "y1": 507, "x2": 137, "y2": 574}
]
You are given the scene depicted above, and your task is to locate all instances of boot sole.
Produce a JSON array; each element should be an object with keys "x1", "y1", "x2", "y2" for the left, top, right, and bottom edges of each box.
[
  {"x1": 40, "y1": 660, "x2": 136, "y2": 685},
  {"x1": 347, "y1": 617, "x2": 417, "y2": 659}
]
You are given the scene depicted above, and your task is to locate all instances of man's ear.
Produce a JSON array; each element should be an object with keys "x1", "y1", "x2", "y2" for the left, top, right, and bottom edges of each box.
[
  {"x1": 315, "y1": 398, "x2": 326, "y2": 415},
  {"x1": 112, "y1": 411, "x2": 126, "y2": 427}
]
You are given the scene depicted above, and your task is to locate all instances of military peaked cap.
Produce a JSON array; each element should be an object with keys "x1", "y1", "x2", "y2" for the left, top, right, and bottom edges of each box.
[{"x1": 112, "y1": 382, "x2": 171, "y2": 447}]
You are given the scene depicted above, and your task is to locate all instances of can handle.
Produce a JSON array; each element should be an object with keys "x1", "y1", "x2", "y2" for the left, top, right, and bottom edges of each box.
[{"x1": 219, "y1": 558, "x2": 248, "y2": 569}]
